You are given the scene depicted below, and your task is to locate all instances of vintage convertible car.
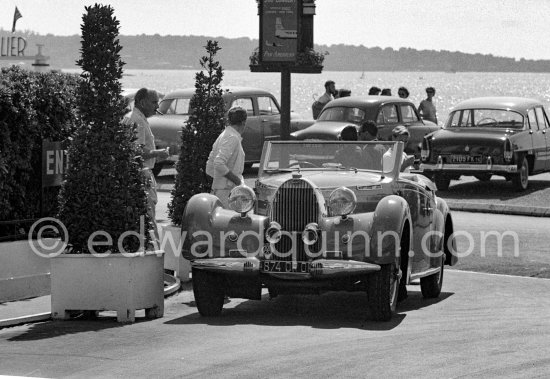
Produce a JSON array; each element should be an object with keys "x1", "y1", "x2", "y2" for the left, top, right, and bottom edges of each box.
[
  {"x1": 181, "y1": 141, "x2": 458, "y2": 321},
  {"x1": 147, "y1": 86, "x2": 315, "y2": 175},
  {"x1": 291, "y1": 96, "x2": 440, "y2": 162},
  {"x1": 420, "y1": 97, "x2": 550, "y2": 191}
]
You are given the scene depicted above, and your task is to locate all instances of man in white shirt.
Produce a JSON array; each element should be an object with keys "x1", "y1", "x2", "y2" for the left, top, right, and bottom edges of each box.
[
  {"x1": 206, "y1": 106, "x2": 248, "y2": 208},
  {"x1": 122, "y1": 88, "x2": 169, "y2": 240},
  {"x1": 382, "y1": 126, "x2": 415, "y2": 172}
]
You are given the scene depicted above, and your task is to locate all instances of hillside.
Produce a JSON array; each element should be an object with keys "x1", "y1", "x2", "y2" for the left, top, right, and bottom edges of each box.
[{"x1": 7, "y1": 30, "x2": 550, "y2": 72}]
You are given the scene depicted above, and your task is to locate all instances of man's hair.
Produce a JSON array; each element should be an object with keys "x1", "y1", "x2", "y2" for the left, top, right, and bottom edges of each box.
[
  {"x1": 398, "y1": 87, "x2": 409, "y2": 97},
  {"x1": 426, "y1": 86, "x2": 436, "y2": 94},
  {"x1": 360, "y1": 120, "x2": 378, "y2": 137},
  {"x1": 340, "y1": 125, "x2": 358, "y2": 141},
  {"x1": 324, "y1": 80, "x2": 335, "y2": 89},
  {"x1": 134, "y1": 88, "x2": 150, "y2": 104},
  {"x1": 392, "y1": 125, "x2": 410, "y2": 138},
  {"x1": 368, "y1": 86, "x2": 381, "y2": 95},
  {"x1": 227, "y1": 106, "x2": 247, "y2": 125}
]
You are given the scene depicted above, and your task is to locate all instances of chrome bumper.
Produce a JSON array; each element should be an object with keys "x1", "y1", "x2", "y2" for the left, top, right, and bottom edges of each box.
[
  {"x1": 192, "y1": 258, "x2": 380, "y2": 278},
  {"x1": 420, "y1": 163, "x2": 518, "y2": 173}
]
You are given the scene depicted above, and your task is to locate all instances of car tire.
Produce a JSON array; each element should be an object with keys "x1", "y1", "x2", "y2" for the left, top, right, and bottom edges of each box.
[
  {"x1": 512, "y1": 156, "x2": 529, "y2": 191},
  {"x1": 474, "y1": 174, "x2": 492, "y2": 182},
  {"x1": 434, "y1": 175, "x2": 450, "y2": 191},
  {"x1": 192, "y1": 268, "x2": 225, "y2": 317},
  {"x1": 420, "y1": 254, "x2": 444, "y2": 298},
  {"x1": 367, "y1": 261, "x2": 400, "y2": 321}
]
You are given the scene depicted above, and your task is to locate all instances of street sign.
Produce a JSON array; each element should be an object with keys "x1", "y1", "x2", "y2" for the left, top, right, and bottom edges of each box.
[
  {"x1": 42, "y1": 140, "x2": 68, "y2": 188},
  {"x1": 261, "y1": 0, "x2": 298, "y2": 63}
]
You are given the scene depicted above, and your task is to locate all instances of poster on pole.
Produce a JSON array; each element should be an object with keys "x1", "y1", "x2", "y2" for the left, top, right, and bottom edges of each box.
[{"x1": 261, "y1": 0, "x2": 298, "y2": 63}]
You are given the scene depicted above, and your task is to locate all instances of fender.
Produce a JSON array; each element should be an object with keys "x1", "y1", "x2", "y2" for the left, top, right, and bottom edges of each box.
[
  {"x1": 369, "y1": 195, "x2": 412, "y2": 265},
  {"x1": 435, "y1": 196, "x2": 458, "y2": 266},
  {"x1": 181, "y1": 193, "x2": 269, "y2": 261}
]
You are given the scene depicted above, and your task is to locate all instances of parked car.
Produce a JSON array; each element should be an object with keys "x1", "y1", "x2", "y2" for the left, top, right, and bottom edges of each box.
[
  {"x1": 181, "y1": 140, "x2": 458, "y2": 321},
  {"x1": 147, "y1": 87, "x2": 315, "y2": 175},
  {"x1": 420, "y1": 97, "x2": 550, "y2": 191},
  {"x1": 291, "y1": 96, "x2": 440, "y2": 163}
]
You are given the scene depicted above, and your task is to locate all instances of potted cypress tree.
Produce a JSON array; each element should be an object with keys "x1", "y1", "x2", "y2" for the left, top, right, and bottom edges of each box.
[
  {"x1": 50, "y1": 4, "x2": 164, "y2": 322},
  {"x1": 163, "y1": 41, "x2": 226, "y2": 280}
]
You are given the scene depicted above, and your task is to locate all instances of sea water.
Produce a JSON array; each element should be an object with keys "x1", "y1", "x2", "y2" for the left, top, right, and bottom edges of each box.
[{"x1": 65, "y1": 69, "x2": 550, "y2": 125}]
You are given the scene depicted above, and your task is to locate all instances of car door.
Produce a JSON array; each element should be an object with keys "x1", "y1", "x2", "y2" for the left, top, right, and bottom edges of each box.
[
  {"x1": 257, "y1": 95, "x2": 281, "y2": 143},
  {"x1": 534, "y1": 106, "x2": 550, "y2": 170},
  {"x1": 375, "y1": 103, "x2": 399, "y2": 141},
  {"x1": 527, "y1": 108, "x2": 546, "y2": 172},
  {"x1": 398, "y1": 103, "x2": 426, "y2": 156},
  {"x1": 230, "y1": 97, "x2": 261, "y2": 162}
]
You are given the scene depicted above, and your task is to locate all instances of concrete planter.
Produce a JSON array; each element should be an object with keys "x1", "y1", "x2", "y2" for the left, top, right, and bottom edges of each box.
[
  {"x1": 161, "y1": 224, "x2": 191, "y2": 282},
  {"x1": 0, "y1": 239, "x2": 51, "y2": 303},
  {"x1": 51, "y1": 250, "x2": 164, "y2": 322}
]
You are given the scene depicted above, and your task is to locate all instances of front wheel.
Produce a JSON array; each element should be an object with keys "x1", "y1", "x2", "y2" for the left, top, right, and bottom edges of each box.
[
  {"x1": 420, "y1": 254, "x2": 444, "y2": 298},
  {"x1": 368, "y1": 262, "x2": 400, "y2": 321},
  {"x1": 192, "y1": 269, "x2": 225, "y2": 317},
  {"x1": 512, "y1": 156, "x2": 529, "y2": 191}
]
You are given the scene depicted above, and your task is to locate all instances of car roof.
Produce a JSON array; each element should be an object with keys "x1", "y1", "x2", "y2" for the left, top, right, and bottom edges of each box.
[
  {"x1": 163, "y1": 86, "x2": 273, "y2": 99},
  {"x1": 451, "y1": 97, "x2": 543, "y2": 113},
  {"x1": 324, "y1": 95, "x2": 414, "y2": 108}
]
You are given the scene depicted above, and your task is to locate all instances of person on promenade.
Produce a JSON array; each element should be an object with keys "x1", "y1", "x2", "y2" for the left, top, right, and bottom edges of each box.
[
  {"x1": 336, "y1": 88, "x2": 351, "y2": 98},
  {"x1": 359, "y1": 120, "x2": 386, "y2": 170},
  {"x1": 122, "y1": 88, "x2": 170, "y2": 241},
  {"x1": 418, "y1": 86, "x2": 438, "y2": 124},
  {"x1": 368, "y1": 86, "x2": 381, "y2": 95},
  {"x1": 382, "y1": 125, "x2": 415, "y2": 172},
  {"x1": 312, "y1": 80, "x2": 337, "y2": 119},
  {"x1": 381, "y1": 88, "x2": 392, "y2": 96},
  {"x1": 398, "y1": 87, "x2": 410, "y2": 99},
  {"x1": 206, "y1": 106, "x2": 248, "y2": 208}
]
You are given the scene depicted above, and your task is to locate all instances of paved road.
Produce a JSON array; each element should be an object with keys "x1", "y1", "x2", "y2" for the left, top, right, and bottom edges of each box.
[{"x1": 0, "y1": 270, "x2": 549, "y2": 378}]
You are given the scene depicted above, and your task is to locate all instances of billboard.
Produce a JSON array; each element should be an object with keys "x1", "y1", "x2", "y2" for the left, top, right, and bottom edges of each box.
[{"x1": 261, "y1": 0, "x2": 298, "y2": 63}]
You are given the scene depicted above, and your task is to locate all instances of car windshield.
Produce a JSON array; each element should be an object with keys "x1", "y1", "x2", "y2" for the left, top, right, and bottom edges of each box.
[
  {"x1": 447, "y1": 109, "x2": 524, "y2": 129},
  {"x1": 261, "y1": 141, "x2": 402, "y2": 175},
  {"x1": 317, "y1": 106, "x2": 366, "y2": 124}
]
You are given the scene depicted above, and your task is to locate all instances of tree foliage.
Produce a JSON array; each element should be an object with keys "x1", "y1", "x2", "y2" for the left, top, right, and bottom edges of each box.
[
  {"x1": 168, "y1": 40, "x2": 226, "y2": 226},
  {"x1": 57, "y1": 4, "x2": 150, "y2": 254}
]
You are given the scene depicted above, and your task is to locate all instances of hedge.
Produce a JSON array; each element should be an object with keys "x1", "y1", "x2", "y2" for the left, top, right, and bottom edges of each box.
[{"x1": 0, "y1": 66, "x2": 80, "y2": 237}]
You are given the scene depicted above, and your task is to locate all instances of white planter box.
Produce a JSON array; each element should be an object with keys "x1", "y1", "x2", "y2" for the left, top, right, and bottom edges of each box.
[
  {"x1": 51, "y1": 251, "x2": 164, "y2": 322},
  {"x1": 161, "y1": 224, "x2": 191, "y2": 282}
]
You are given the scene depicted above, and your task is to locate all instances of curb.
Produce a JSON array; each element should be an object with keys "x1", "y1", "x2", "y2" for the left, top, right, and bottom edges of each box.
[
  {"x1": 0, "y1": 312, "x2": 51, "y2": 329},
  {"x1": 446, "y1": 201, "x2": 550, "y2": 217}
]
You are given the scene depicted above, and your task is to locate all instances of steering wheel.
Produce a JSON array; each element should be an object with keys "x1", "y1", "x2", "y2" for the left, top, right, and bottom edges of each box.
[
  {"x1": 477, "y1": 117, "x2": 498, "y2": 127},
  {"x1": 289, "y1": 161, "x2": 318, "y2": 169}
]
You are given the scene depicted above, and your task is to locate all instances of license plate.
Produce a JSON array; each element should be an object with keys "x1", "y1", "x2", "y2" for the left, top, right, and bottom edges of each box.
[
  {"x1": 261, "y1": 260, "x2": 310, "y2": 273},
  {"x1": 450, "y1": 155, "x2": 482, "y2": 164}
]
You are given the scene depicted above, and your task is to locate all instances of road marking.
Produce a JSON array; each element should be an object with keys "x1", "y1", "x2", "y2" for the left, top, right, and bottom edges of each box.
[{"x1": 448, "y1": 269, "x2": 550, "y2": 281}]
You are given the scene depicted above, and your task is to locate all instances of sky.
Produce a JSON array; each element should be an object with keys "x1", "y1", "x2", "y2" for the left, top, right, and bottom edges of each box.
[{"x1": 2, "y1": 0, "x2": 550, "y2": 60}]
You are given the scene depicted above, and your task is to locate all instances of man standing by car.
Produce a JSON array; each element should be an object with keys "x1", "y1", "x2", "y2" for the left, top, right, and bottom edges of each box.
[
  {"x1": 312, "y1": 80, "x2": 336, "y2": 119},
  {"x1": 418, "y1": 86, "x2": 438, "y2": 124},
  {"x1": 359, "y1": 120, "x2": 386, "y2": 170},
  {"x1": 123, "y1": 88, "x2": 169, "y2": 241},
  {"x1": 206, "y1": 106, "x2": 248, "y2": 208}
]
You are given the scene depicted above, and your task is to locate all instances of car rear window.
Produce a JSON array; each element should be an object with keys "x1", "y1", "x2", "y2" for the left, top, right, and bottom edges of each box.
[
  {"x1": 446, "y1": 109, "x2": 524, "y2": 129},
  {"x1": 318, "y1": 106, "x2": 365, "y2": 124}
]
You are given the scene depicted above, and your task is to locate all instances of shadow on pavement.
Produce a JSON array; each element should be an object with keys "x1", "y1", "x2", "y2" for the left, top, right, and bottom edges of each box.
[
  {"x1": 167, "y1": 288, "x2": 454, "y2": 331},
  {"x1": 439, "y1": 177, "x2": 550, "y2": 201}
]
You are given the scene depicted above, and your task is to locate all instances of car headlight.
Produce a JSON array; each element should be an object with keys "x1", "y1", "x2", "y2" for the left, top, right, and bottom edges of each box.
[
  {"x1": 328, "y1": 187, "x2": 357, "y2": 217},
  {"x1": 228, "y1": 185, "x2": 256, "y2": 215}
]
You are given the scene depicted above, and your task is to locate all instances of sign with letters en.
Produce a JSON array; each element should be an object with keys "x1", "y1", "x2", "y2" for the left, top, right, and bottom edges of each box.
[
  {"x1": 261, "y1": 0, "x2": 298, "y2": 63},
  {"x1": 42, "y1": 140, "x2": 68, "y2": 188}
]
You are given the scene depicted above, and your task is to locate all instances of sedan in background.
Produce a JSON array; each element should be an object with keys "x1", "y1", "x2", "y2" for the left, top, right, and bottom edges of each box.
[
  {"x1": 291, "y1": 96, "x2": 440, "y2": 163},
  {"x1": 148, "y1": 87, "x2": 315, "y2": 175},
  {"x1": 420, "y1": 97, "x2": 550, "y2": 191}
]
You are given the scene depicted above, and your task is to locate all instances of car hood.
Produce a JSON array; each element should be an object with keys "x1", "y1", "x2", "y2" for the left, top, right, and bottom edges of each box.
[
  {"x1": 291, "y1": 121, "x2": 356, "y2": 140},
  {"x1": 430, "y1": 128, "x2": 517, "y2": 147},
  {"x1": 259, "y1": 170, "x2": 386, "y2": 189}
]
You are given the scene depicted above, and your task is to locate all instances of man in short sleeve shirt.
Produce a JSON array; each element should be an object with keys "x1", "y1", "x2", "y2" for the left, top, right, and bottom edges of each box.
[{"x1": 206, "y1": 106, "x2": 248, "y2": 208}]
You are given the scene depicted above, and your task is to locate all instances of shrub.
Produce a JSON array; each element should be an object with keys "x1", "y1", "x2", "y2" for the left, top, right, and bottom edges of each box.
[
  {"x1": 0, "y1": 66, "x2": 79, "y2": 231},
  {"x1": 57, "y1": 4, "x2": 150, "y2": 254},
  {"x1": 168, "y1": 40, "x2": 226, "y2": 226}
]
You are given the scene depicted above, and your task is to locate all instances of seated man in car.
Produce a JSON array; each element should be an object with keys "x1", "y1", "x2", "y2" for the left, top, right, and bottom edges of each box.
[
  {"x1": 382, "y1": 126, "x2": 415, "y2": 172},
  {"x1": 334, "y1": 126, "x2": 363, "y2": 168},
  {"x1": 358, "y1": 120, "x2": 386, "y2": 170}
]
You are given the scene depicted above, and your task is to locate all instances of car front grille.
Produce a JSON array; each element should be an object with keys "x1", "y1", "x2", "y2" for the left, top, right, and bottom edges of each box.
[{"x1": 271, "y1": 179, "x2": 320, "y2": 261}]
